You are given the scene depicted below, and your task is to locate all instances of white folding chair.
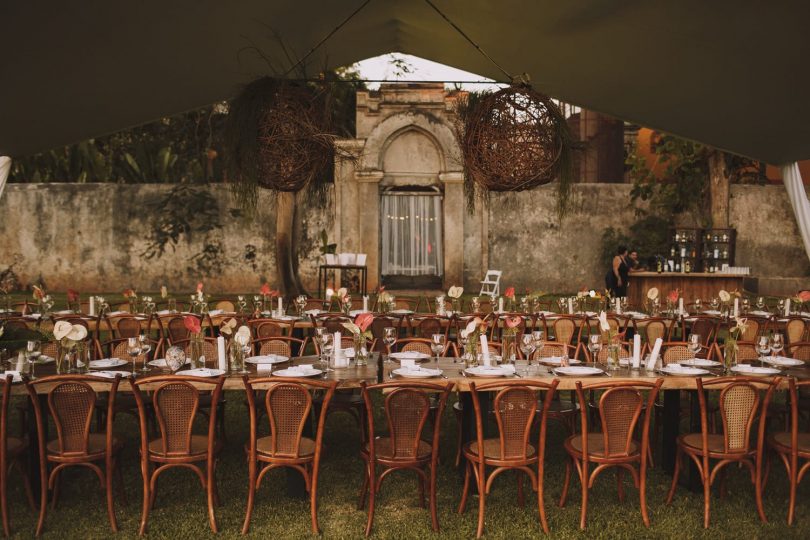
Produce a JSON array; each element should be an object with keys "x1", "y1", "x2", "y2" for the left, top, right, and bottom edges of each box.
[{"x1": 479, "y1": 270, "x2": 501, "y2": 299}]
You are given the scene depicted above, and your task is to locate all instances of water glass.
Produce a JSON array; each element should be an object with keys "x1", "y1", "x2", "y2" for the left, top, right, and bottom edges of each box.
[{"x1": 383, "y1": 327, "x2": 397, "y2": 362}]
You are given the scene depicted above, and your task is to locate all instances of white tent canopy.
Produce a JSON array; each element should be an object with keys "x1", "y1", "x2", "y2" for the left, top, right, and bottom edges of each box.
[{"x1": 1, "y1": 0, "x2": 810, "y2": 164}]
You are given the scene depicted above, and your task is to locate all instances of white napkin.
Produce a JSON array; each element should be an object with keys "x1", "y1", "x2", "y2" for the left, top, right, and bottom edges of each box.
[
  {"x1": 480, "y1": 334, "x2": 491, "y2": 366},
  {"x1": 646, "y1": 338, "x2": 663, "y2": 371},
  {"x1": 217, "y1": 336, "x2": 227, "y2": 371},
  {"x1": 401, "y1": 359, "x2": 417, "y2": 369},
  {"x1": 632, "y1": 334, "x2": 641, "y2": 368}
]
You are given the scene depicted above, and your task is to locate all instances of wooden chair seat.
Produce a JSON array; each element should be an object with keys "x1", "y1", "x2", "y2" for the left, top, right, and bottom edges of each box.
[
  {"x1": 47, "y1": 433, "x2": 122, "y2": 458},
  {"x1": 679, "y1": 433, "x2": 743, "y2": 455},
  {"x1": 257, "y1": 436, "x2": 316, "y2": 458},
  {"x1": 148, "y1": 435, "x2": 222, "y2": 460},
  {"x1": 567, "y1": 433, "x2": 638, "y2": 458},
  {"x1": 364, "y1": 437, "x2": 432, "y2": 461},
  {"x1": 768, "y1": 432, "x2": 810, "y2": 455},
  {"x1": 465, "y1": 439, "x2": 537, "y2": 461}
]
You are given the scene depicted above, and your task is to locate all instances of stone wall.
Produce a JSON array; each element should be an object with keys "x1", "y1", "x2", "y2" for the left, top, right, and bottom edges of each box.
[
  {"x1": 0, "y1": 182, "x2": 805, "y2": 294},
  {"x1": 0, "y1": 183, "x2": 331, "y2": 293}
]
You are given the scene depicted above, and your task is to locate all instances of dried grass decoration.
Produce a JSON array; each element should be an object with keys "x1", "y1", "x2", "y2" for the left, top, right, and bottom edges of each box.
[
  {"x1": 456, "y1": 84, "x2": 575, "y2": 213},
  {"x1": 225, "y1": 77, "x2": 335, "y2": 206}
]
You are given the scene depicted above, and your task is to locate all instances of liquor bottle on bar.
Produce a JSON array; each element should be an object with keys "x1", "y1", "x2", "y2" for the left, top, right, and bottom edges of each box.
[
  {"x1": 684, "y1": 259, "x2": 691, "y2": 273},
  {"x1": 656, "y1": 259, "x2": 663, "y2": 273}
]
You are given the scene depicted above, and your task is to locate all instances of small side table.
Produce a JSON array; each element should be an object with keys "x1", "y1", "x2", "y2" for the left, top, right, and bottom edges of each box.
[{"x1": 318, "y1": 264, "x2": 368, "y2": 298}]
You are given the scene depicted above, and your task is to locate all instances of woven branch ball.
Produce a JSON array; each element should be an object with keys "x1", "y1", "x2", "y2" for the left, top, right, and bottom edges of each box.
[
  {"x1": 459, "y1": 85, "x2": 567, "y2": 192},
  {"x1": 257, "y1": 82, "x2": 333, "y2": 192}
]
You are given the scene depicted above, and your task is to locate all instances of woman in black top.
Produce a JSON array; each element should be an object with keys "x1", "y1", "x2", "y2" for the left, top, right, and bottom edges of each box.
[{"x1": 605, "y1": 245, "x2": 630, "y2": 297}]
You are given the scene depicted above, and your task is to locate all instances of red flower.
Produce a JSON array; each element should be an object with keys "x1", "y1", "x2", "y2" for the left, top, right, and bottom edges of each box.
[
  {"x1": 505, "y1": 316, "x2": 522, "y2": 329},
  {"x1": 183, "y1": 315, "x2": 201, "y2": 334},
  {"x1": 67, "y1": 289, "x2": 79, "y2": 302},
  {"x1": 798, "y1": 290, "x2": 810, "y2": 302},
  {"x1": 32, "y1": 285, "x2": 45, "y2": 300},
  {"x1": 667, "y1": 289, "x2": 679, "y2": 303},
  {"x1": 355, "y1": 312, "x2": 374, "y2": 333},
  {"x1": 122, "y1": 288, "x2": 135, "y2": 298},
  {"x1": 504, "y1": 287, "x2": 515, "y2": 298},
  {"x1": 260, "y1": 283, "x2": 271, "y2": 296},
  {"x1": 196, "y1": 282, "x2": 204, "y2": 293}
]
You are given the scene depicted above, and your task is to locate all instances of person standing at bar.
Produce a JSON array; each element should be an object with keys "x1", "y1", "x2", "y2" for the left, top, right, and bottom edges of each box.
[{"x1": 605, "y1": 245, "x2": 630, "y2": 297}]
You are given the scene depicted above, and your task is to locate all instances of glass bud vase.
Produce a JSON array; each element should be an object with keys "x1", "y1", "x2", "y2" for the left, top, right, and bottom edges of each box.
[
  {"x1": 502, "y1": 333, "x2": 517, "y2": 364},
  {"x1": 189, "y1": 333, "x2": 204, "y2": 369},
  {"x1": 354, "y1": 335, "x2": 369, "y2": 366},
  {"x1": 76, "y1": 342, "x2": 89, "y2": 374},
  {"x1": 724, "y1": 338, "x2": 738, "y2": 373},
  {"x1": 463, "y1": 342, "x2": 479, "y2": 368}
]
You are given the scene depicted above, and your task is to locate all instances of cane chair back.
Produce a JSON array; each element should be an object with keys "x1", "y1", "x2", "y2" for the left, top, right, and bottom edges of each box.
[
  {"x1": 115, "y1": 316, "x2": 142, "y2": 338},
  {"x1": 718, "y1": 341, "x2": 759, "y2": 363},
  {"x1": 258, "y1": 339, "x2": 291, "y2": 357},
  {"x1": 494, "y1": 387, "x2": 538, "y2": 459},
  {"x1": 786, "y1": 318, "x2": 808, "y2": 345},
  {"x1": 393, "y1": 297, "x2": 420, "y2": 312},
  {"x1": 385, "y1": 388, "x2": 432, "y2": 459},
  {"x1": 596, "y1": 387, "x2": 644, "y2": 457},
  {"x1": 718, "y1": 382, "x2": 760, "y2": 453},
  {"x1": 251, "y1": 319, "x2": 290, "y2": 338},
  {"x1": 661, "y1": 342, "x2": 710, "y2": 365},
  {"x1": 411, "y1": 317, "x2": 443, "y2": 338},
  {"x1": 532, "y1": 341, "x2": 576, "y2": 361},
  {"x1": 166, "y1": 316, "x2": 190, "y2": 343},
  {"x1": 689, "y1": 318, "x2": 718, "y2": 346},
  {"x1": 48, "y1": 381, "x2": 98, "y2": 454},
  {"x1": 552, "y1": 318, "x2": 576, "y2": 345},
  {"x1": 215, "y1": 300, "x2": 234, "y2": 312},
  {"x1": 642, "y1": 319, "x2": 669, "y2": 343},
  {"x1": 491, "y1": 314, "x2": 531, "y2": 341},
  {"x1": 740, "y1": 318, "x2": 764, "y2": 342},
  {"x1": 393, "y1": 339, "x2": 432, "y2": 356},
  {"x1": 265, "y1": 383, "x2": 312, "y2": 457},
  {"x1": 370, "y1": 316, "x2": 397, "y2": 352},
  {"x1": 789, "y1": 342, "x2": 810, "y2": 361},
  {"x1": 151, "y1": 381, "x2": 201, "y2": 455},
  {"x1": 304, "y1": 298, "x2": 327, "y2": 311}
]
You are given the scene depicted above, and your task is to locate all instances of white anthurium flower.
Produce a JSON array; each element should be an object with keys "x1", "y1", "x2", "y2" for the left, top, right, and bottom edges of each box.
[
  {"x1": 342, "y1": 322, "x2": 361, "y2": 335},
  {"x1": 589, "y1": 290, "x2": 596, "y2": 298},
  {"x1": 220, "y1": 318, "x2": 237, "y2": 335},
  {"x1": 236, "y1": 326, "x2": 251, "y2": 340},
  {"x1": 325, "y1": 288, "x2": 335, "y2": 299},
  {"x1": 719, "y1": 290, "x2": 731, "y2": 303},
  {"x1": 597, "y1": 311, "x2": 611, "y2": 333},
  {"x1": 160, "y1": 286, "x2": 168, "y2": 299},
  {"x1": 53, "y1": 321, "x2": 73, "y2": 341},
  {"x1": 448, "y1": 286, "x2": 463, "y2": 299},
  {"x1": 647, "y1": 287, "x2": 659, "y2": 300},
  {"x1": 66, "y1": 324, "x2": 88, "y2": 341},
  {"x1": 337, "y1": 287, "x2": 348, "y2": 299},
  {"x1": 197, "y1": 290, "x2": 204, "y2": 302}
]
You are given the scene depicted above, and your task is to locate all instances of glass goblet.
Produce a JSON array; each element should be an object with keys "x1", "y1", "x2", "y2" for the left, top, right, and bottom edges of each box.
[{"x1": 383, "y1": 327, "x2": 397, "y2": 363}]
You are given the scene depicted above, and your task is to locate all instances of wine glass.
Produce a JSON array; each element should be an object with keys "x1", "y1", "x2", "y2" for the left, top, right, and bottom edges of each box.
[
  {"x1": 694, "y1": 298, "x2": 701, "y2": 314},
  {"x1": 770, "y1": 334, "x2": 784, "y2": 359},
  {"x1": 167, "y1": 297, "x2": 177, "y2": 313},
  {"x1": 688, "y1": 334, "x2": 701, "y2": 358},
  {"x1": 756, "y1": 336, "x2": 771, "y2": 366},
  {"x1": 777, "y1": 299, "x2": 785, "y2": 315},
  {"x1": 127, "y1": 337, "x2": 141, "y2": 375},
  {"x1": 234, "y1": 333, "x2": 251, "y2": 375},
  {"x1": 531, "y1": 330, "x2": 544, "y2": 355},
  {"x1": 320, "y1": 333, "x2": 334, "y2": 373},
  {"x1": 430, "y1": 334, "x2": 445, "y2": 370},
  {"x1": 620, "y1": 296, "x2": 629, "y2": 311},
  {"x1": 588, "y1": 334, "x2": 602, "y2": 364},
  {"x1": 471, "y1": 296, "x2": 480, "y2": 313},
  {"x1": 557, "y1": 297, "x2": 566, "y2": 313},
  {"x1": 26, "y1": 340, "x2": 41, "y2": 380},
  {"x1": 710, "y1": 297, "x2": 720, "y2": 311},
  {"x1": 295, "y1": 295, "x2": 307, "y2": 317},
  {"x1": 383, "y1": 327, "x2": 397, "y2": 363},
  {"x1": 742, "y1": 298, "x2": 750, "y2": 314},
  {"x1": 520, "y1": 333, "x2": 535, "y2": 364},
  {"x1": 252, "y1": 295, "x2": 262, "y2": 314},
  {"x1": 237, "y1": 295, "x2": 246, "y2": 314},
  {"x1": 138, "y1": 334, "x2": 152, "y2": 373}
]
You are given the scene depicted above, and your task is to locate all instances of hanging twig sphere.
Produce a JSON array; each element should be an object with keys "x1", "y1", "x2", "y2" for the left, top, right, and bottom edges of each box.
[{"x1": 458, "y1": 85, "x2": 572, "y2": 192}]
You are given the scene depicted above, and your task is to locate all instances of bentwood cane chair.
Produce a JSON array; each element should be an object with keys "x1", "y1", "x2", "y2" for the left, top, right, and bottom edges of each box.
[
  {"x1": 26, "y1": 374, "x2": 125, "y2": 536},
  {"x1": 131, "y1": 375, "x2": 225, "y2": 535},
  {"x1": 0, "y1": 374, "x2": 35, "y2": 536},
  {"x1": 765, "y1": 377, "x2": 810, "y2": 525},
  {"x1": 666, "y1": 376, "x2": 780, "y2": 528},
  {"x1": 459, "y1": 379, "x2": 560, "y2": 538},
  {"x1": 560, "y1": 379, "x2": 663, "y2": 530},
  {"x1": 241, "y1": 376, "x2": 337, "y2": 534},
  {"x1": 359, "y1": 381, "x2": 452, "y2": 536}
]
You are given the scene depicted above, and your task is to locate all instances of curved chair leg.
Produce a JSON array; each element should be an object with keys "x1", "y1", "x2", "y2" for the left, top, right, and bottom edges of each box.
[
  {"x1": 666, "y1": 449, "x2": 682, "y2": 504},
  {"x1": 616, "y1": 468, "x2": 625, "y2": 503},
  {"x1": 138, "y1": 465, "x2": 152, "y2": 536},
  {"x1": 105, "y1": 466, "x2": 118, "y2": 533},
  {"x1": 1, "y1": 466, "x2": 8, "y2": 537},
  {"x1": 640, "y1": 464, "x2": 650, "y2": 527},
  {"x1": 579, "y1": 468, "x2": 589, "y2": 530},
  {"x1": 787, "y1": 462, "x2": 797, "y2": 525},
  {"x1": 476, "y1": 470, "x2": 486, "y2": 539},
  {"x1": 458, "y1": 461, "x2": 471, "y2": 514},
  {"x1": 538, "y1": 461, "x2": 549, "y2": 534},
  {"x1": 429, "y1": 463, "x2": 439, "y2": 532},
  {"x1": 310, "y1": 462, "x2": 322, "y2": 534},
  {"x1": 357, "y1": 461, "x2": 369, "y2": 510},
  {"x1": 364, "y1": 462, "x2": 376, "y2": 537},
  {"x1": 206, "y1": 464, "x2": 218, "y2": 533},
  {"x1": 35, "y1": 463, "x2": 48, "y2": 537},
  {"x1": 241, "y1": 458, "x2": 257, "y2": 535},
  {"x1": 702, "y1": 465, "x2": 711, "y2": 529},
  {"x1": 558, "y1": 458, "x2": 572, "y2": 508}
]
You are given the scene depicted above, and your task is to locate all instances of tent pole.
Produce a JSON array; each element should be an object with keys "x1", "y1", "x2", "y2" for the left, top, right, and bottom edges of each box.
[{"x1": 782, "y1": 162, "x2": 810, "y2": 263}]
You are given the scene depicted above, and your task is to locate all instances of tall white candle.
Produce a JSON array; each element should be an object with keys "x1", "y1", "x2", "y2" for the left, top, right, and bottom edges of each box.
[
  {"x1": 678, "y1": 298, "x2": 684, "y2": 315},
  {"x1": 89, "y1": 296, "x2": 96, "y2": 316},
  {"x1": 632, "y1": 334, "x2": 641, "y2": 368},
  {"x1": 646, "y1": 338, "x2": 663, "y2": 371},
  {"x1": 480, "y1": 334, "x2": 491, "y2": 367},
  {"x1": 567, "y1": 298, "x2": 574, "y2": 315},
  {"x1": 785, "y1": 298, "x2": 791, "y2": 316},
  {"x1": 217, "y1": 336, "x2": 227, "y2": 371},
  {"x1": 363, "y1": 295, "x2": 368, "y2": 312},
  {"x1": 498, "y1": 297, "x2": 504, "y2": 313},
  {"x1": 615, "y1": 297, "x2": 621, "y2": 314},
  {"x1": 277, "y1": 297, "x2": 283, "y2": 314},
  {"x1": 334, "y1": 331, "x2": 344, "y2": 367},
  {"x1": 733, "y1": 298, "x2": 739, "y2": 318}
]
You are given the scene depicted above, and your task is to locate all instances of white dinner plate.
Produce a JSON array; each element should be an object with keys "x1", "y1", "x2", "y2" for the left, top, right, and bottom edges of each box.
[
  {"x1": 762, "y1": 355, "x2": 804, "y2": 367},
  {"x1": 749, "y1": 310, "x2": 771, "y2": 317},
  {"x1": 273, "y1": 367, "x2": 323, "y2": 378},
  {"x1": 659, "y1": 364, "x2": 710, "y2": 376},
  {"x1": 391, "y1": 309, "x2": 413, "y2": 315},
  {"x1": 389, "y1": 351, "x2": 430, "y2": 361},
  {"x1": 90, "y1": 358, "x2": 128, "y2": 369},
  {"x1": 245, "y1": 355, "x2": 290, "y2": 364},
  {"x1": 148, "y1": 358, "x2": 191, "y2": 368},
  {"x1": 34, "y1": 355, "x2": 55, "y2": 364},
  {"x1": 464, "y1": 366, "x2": 514, "y2": 377},
  {"x1": 730, "y1": 364, "x2": 781, "y2": 376},
  {"x1": 553, "y1": 366, "x2": 604, "y2": 376},
  {"x1": 702, "y1": 310, "x2": 721, "y2": 316},
  {"x1": 183, "y1": 368, "x2": 226, "y2": 377},
  {"x1": 680, "y1": 358, "x2": 723, "y2": 368},
  {"x1": 538, "y1": 356, "x2": 581, "y2": 366},
  {"x1": 392, "y1": 367, "x2": 442, "y2": 379},
  {"x1": 91, "y1": 370, "x2": 132, "y2": 379}
]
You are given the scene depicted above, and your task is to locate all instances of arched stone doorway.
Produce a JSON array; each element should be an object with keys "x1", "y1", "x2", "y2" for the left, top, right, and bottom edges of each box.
[{"x1": 334, "y1": 83, "x2": 465, "y2": 291}]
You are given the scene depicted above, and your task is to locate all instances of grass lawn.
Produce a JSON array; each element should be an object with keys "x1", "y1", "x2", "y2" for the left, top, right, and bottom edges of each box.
[{"x1": 2, "y1": 389, "x2": 809, "y2": 539}]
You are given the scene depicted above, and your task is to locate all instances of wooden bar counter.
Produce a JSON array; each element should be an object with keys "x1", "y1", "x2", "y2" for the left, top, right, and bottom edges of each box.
[{"x1": 628, "y1": 271, "x2": 758, "y2": 305}]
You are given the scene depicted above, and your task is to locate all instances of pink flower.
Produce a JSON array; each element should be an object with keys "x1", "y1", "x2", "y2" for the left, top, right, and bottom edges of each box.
[
  {"x1": 504, "y1": 287, "x2": 515, "y2": 298},
  {"x1": 196, "y1": 282, "x2": 204, "y2": 293},
  {"x1": 667, "y1": 289, "x2": 679, "y2": 303},
  {"x1": 183, "y1": 315, "x2": 201, "y2": 334},
  {"x1": 505, "y1": 316, "x2": 522, "y2": 329},
  {"x1": 355, "y1": 312, "x2": 374, "y2": 333},
  {"x1": 798, "y1": 290, "x2": 810, "y2": 302},
  {"x1": 122, "y1": 288, "x2": 135, "y2": 299},
  {"x1": 32, "y1": 285, "x2": 45, "y2": 300},
  {"x1": 67, "y1": 288, "x2": 79, "y2": 302}
]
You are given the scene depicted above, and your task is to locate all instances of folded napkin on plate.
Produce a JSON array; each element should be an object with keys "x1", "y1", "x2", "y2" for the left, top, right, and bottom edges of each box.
[
  {"x1": 286, "y1": 364, "x2": 315, "y2": 375},
  {"x1": 208, "y1": 309, "x2": 223, "y2": 316}
]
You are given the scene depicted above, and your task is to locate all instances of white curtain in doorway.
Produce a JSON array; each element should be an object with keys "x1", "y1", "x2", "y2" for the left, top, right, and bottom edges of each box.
[
  {"x1": 381, "y1": 194, "x2": 444, "y2": 276},
  {"x1": 0, "y1": 157, "x2": 10, "y2": 201},
  {"x1": 782, "y1": 162, "x2": 810, "y2": 263}
]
